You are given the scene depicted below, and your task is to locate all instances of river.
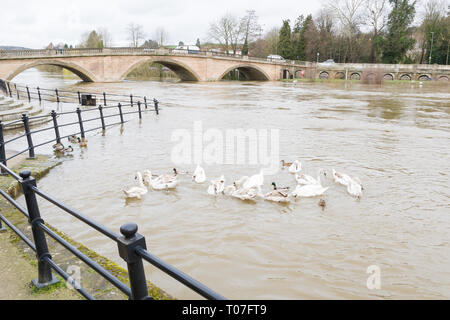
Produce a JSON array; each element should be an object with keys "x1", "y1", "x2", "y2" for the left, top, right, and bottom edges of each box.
[{"x1": 7, "y1": 68, "x2": 450, "y2": 299}]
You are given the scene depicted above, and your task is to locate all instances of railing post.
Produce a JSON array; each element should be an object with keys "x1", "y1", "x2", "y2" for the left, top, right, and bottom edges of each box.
[
  {"x1": 103, "y1": 92, "x2": 107, "y2": 106},
  {"x1": 153, "y1": 99, "x2": 159, "y2": 115},
  {"x1": 98, "y1": 105, "x2": 106, "y2": 130},
  {"x1": 6, "y1": 82, "x2": 12, "y2": 97},
  {"x1": 144, "y1": 96, "x2": 148, "y2": 109},
  {"x1": 15, "y1": 84, "x2": 19, "y2": 100},
  {"x1": 118, "y1": 103, "x2": 124, "y2": 123},
  {"x1": 37, "y1": 87, "x2": 42, "y2": 103},
  {"x1": 55, "y1": 89, "x2": 60, "y2": 103},
  {"x1": 130, "y1": 94, "x2": 133, "y2": 107},
  {"x1": 137, "y1": 101, "x2": 142, "y2": 119},
  {"x1": 77, "y1": 91, "x2": 81, "y2": 105},
  {"x1": 76, "y1": 108, "x2": 85, "y2": 139},
  {"x1": 22, "y1": 114, "x2": 35, "y2": 159},
  {"x1": 51, "y1": 110, "x2": 61, "y2": 144},
  {"x1": 0, "y1": 121, "x2": 7, "y2": 175},
  {"x1": 26, "y1": 86, "x2": 31, "y2": 102},
  {"x1": 117, "y1": 223, "x2": 150, "y2": 300},
  {"x1": 19, "y1": 170, "x2": 58, "y2": 288}
]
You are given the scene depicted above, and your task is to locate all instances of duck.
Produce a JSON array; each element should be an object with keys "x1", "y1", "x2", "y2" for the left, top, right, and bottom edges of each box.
[
  {"x1": 192, "y1": 165, "x2": 206, "y2": 183},
  {"x1": 280, "y1": 160, "x2": 293, "y2": 169},
  {"x1": 123, "y1": 172, "x2": 148, "y2": 199},
  {"x1": 79, "y1": 138, "x2": 88, "y2": 148},
  {"x1": 263, "y1": 182, "x2": 290, "y2": 203},
  {"x1": 68, "y1": 135, "x2": 79, "y2": 143},
  {"x1": 290, "y1": 183, "x2": 329, "y2": 198},
  {"x1": 207, "y1": 175, "x2": 225, "y2": 195},
  {"x1": 318, "y1": 198, "x2": 326, "y2": 211},
  {"x1": 63, "y1": 145, "x2": 74, "y2": 153},
  {"x1": 288, "y1": 160, "x2": 302, "y2": 174},
  {"x1": 243, "y1": 169, "x2": 264, "y2": 192},
  {"x1": 52, "y1": 142, "x2": 65, "y2": 152}
]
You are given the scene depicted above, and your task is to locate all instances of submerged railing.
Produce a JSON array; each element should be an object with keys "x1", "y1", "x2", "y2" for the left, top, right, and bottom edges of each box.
[{"x1": 0, "y1": 82, "x2": 226, "y2": 300}]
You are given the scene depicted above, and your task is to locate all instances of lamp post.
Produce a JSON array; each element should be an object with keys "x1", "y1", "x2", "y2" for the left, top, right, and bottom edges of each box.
[
  {"x1": 429, "y1": 32, "x2": 434, "y2": 65},
  {"x1": 316, "y1": 52, "x2": 320, "y2": 63}
]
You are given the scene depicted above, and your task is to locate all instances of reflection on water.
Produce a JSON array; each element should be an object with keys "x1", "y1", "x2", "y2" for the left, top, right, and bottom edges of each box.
[{"x1": 9, "y1": 69, "x2": 450, "y2": 299}]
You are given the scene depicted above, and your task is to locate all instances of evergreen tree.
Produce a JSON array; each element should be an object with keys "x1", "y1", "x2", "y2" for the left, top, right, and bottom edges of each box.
[
  {"x1": 278, "y1": 20, "x2": 293, "y2": 59},
  {"x1": 242, "y1": 38, "x2": 249, "y2": 55},
  {"x1": 196, "y1": 38, "x2": 201, "y2": 48},
  {"x1": 381, "y1": 0, "x2": 416, "y2": 63},
  {"x1": 294, "y1": 15, "x2": 313, "y2": 60}
]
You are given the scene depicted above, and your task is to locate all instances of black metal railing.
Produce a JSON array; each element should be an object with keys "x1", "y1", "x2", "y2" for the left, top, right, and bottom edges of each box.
[
  {"x1": 1, "y1": 80, "x2": 156, "y2": 108},
  {"x1": 0, "y1": 85, "x2": 225, "y2": 300},
  {"x1": 0, "y1": 82, "x2": 161, "y2": 170},
  {"x1": 0, "y1": 166, "x2": 225, "y2": 300}
]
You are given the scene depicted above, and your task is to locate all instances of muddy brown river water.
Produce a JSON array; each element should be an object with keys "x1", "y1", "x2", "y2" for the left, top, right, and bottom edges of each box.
[{"x1": 7, "y1": 69, "x2": 450, "y2": 299}]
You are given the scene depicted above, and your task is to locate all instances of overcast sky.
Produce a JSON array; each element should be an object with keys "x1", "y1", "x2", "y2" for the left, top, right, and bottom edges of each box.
[{"x1": 0, "y1": 0, "x2": 323, "y2": 48}]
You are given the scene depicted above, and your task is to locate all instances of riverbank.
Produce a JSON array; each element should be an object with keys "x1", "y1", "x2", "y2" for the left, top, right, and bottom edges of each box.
[{"x1": 0, "y1": 153, "x2": 172, "y2": 300}]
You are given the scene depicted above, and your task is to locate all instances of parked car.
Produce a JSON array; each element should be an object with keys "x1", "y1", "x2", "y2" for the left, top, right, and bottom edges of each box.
[
  {"x1": 172, "y1": 45, "x2": 200, "y2": 54},
  {"x1": 319, "y1": 59, "x2": 335, "y2": 65},
  {"x1": 267, "y1": 54, "x2": 285, "y2": 62}
]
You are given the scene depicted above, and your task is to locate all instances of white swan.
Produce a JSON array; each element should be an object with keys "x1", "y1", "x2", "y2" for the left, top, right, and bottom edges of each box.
[
  {"x1": 288, "y1": 160, "x2": 302, "y2": 174},
  {"x1": 192, "y1": 164, "x2": 206, "y2": 183},
  {"x1": 243, "y1": 169, "x2": 264, "y2": 191},
  {"x1": 231, "y1": 186, "x2": 260, "y2": 201},
  {"x1": 295, "y1": 169, "x2": 326, "y2": 185},
  {"x1": 223, "y1": 182, "x2": 237, "y2": 196},
  {"x1": 346, "y1": 177, "x2": 363, "y2": 198},
  {"x1": 145, "y1": 169, "x2": 178, "y2": 191},
  {"x1": 207, "y1": 175, "x2": 225, "y2": 195},
  {"x1": 263, "y1": 182, "x2": 290, "y2": 203},
  {"x1": 123, "y1": 172, "x2": 148, "y2": 199},
  {"x1": 332, "y1": 169, "x2": 352, "y2": 186},
  {"x1": 290, "y1": 183, "x2": 329, "y2": 198}
]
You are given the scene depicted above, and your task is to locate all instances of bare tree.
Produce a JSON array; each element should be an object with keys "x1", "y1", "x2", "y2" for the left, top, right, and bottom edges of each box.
[
  {"x1": 127, "y1": 23, "x2": 145, "y2": 47},
  {"x1": 364, "y1": 0, "x2": 388, "y2": 62},
  {"x1": 208, "y1": 13, "x2": 240, "y2": 54},
  {"x1": 98, "y1": 27, "x2": 113, "y2": 47},
  {"x1": 326, "y1": 0, "x2": 366, "y2": 62},
  {"x1": 155, "y1": 27, "x2": 168, "y2": 47},
  {"x1": 240, "y1": 10, "x2": 263, "y2": 53}
]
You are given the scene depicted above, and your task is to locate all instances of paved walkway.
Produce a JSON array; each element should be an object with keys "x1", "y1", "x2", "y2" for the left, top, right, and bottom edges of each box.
[{"x1": 0, "y1": 231, "x2": 81, "y2": 300}]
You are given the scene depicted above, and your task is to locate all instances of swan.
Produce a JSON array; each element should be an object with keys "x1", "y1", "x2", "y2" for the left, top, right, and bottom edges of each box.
[
  {"x1": 123, "y1": 172, "x2": 148, "y2": 199},
  {"x1": 288, "y1": 160, "x2": 302, "y2": 174},
  {"x1": 223, "y1": 182, "x2": 237, "y2": 196},
  {"x1": 146, "y1": 169, "x2": 178, "y2": 191},
  {"x1": 263, "y1": 182, "x2": 290, "y2": 203},
  {"x1": 346, "y1": 178, "x2": 363, "y2": 199},
  {"x1": 231, "y1": 186, "x2": 260, "y2": 201},
  {"x1": 192, "y1": 165, "x2": 206, "y2": 183},
  {"x1": 243, "y1": 169, "x2": 264, "y2": 192},
  {"x1": 207, "y1": 175, "x2": 225, "y2": 195},
  {"x1": 332, "y1": 169, "x2": 352, "y2": 186},
  {"x1": 295, "y1": 169, "x2": 326, "y2": 185},
  {"x1": 290, "y1": 183, "x2": 329, "y2": 198}
]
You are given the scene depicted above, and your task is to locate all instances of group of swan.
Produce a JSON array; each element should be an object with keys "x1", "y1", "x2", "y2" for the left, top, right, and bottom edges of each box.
[
  {"x1": 123, "y1": 169, "x2": 178, "y2": 199},
  {"x1": 123, "y1": 161, "x2": 364, "y2": 202}
]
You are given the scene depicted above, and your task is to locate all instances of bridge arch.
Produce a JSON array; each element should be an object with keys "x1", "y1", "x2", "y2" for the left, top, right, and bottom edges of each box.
[
  {"x1": 120, "y1": 57, "x2": 201, "y2": 81},
  {"x1": 217, "y1": 64, "x2": 271, "y2": 81},
  {"x1": 6, "y1": 59, "x2": 97, "y2": 82}
]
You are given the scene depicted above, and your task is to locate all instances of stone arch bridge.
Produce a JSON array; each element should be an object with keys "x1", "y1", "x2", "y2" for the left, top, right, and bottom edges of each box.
[
  {"x1": 0, "y1": 48, "x2": 449, "y2": 82},
  {"x1": 0, "y1": 48, "x2": 306, "y2": 82}
]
